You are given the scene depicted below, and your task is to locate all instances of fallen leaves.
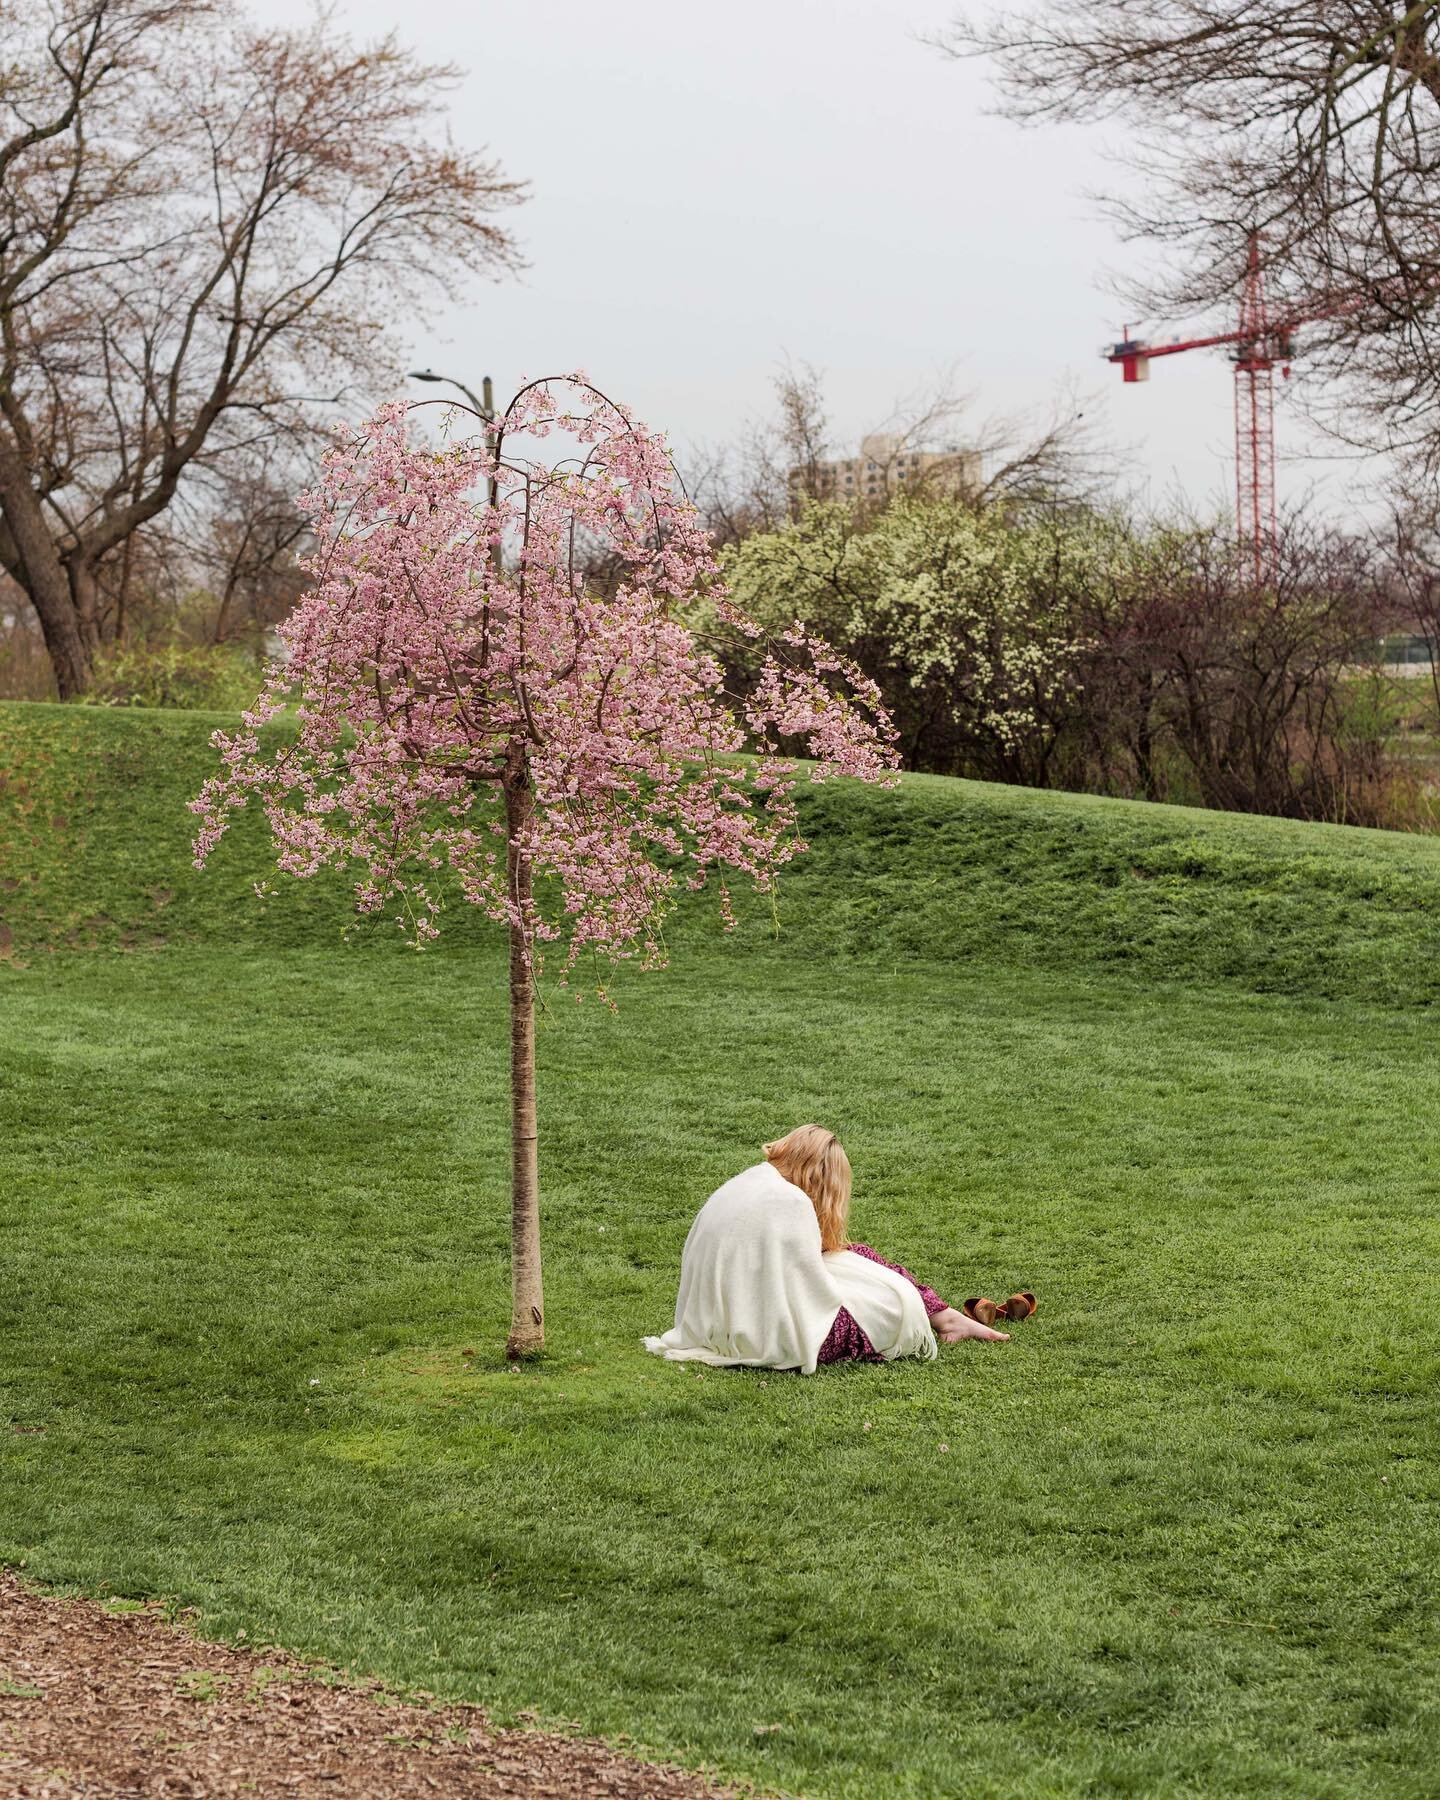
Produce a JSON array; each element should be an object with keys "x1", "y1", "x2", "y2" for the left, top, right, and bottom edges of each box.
[{"x1": 0, "y1": 1569, "x2": 739, "y2": 1797}]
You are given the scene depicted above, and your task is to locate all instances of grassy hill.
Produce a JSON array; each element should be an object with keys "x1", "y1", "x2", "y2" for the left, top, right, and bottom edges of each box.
[
  {"x1": 5, "y1": 698, "x2": 1440, "y2": 1003},
  {"x1": 4, "y1": 700, "x2": 1439, "y2": 1799}
]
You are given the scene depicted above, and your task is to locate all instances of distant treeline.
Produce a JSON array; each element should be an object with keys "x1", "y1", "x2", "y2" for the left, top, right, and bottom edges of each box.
[{"x1": 712, "y1": 496, "x2": 1438, "y2": 832}]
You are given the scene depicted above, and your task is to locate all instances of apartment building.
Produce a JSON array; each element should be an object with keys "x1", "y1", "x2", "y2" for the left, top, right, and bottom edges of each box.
[{"x1": 788, "y1": 433, "x2": 982, "y2": 505}]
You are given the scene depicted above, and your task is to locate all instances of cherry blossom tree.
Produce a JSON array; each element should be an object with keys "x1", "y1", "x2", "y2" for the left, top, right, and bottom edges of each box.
[{"x1": 191, "y1": 377, "x2": 897, "y2": 1357}]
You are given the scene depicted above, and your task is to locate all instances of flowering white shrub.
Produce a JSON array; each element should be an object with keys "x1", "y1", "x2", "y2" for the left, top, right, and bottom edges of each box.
[{"x1": 721, "y1": 497, "x2": 1110, "y2": 778}]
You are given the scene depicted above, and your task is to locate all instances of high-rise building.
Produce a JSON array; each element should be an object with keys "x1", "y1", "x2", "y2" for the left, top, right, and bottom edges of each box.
[{"x1": 788, "y1": 433, "x2": 982, "y2": 505}]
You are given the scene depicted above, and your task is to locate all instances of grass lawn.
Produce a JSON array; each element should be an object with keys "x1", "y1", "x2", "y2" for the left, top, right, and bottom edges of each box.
[{"x1": 3, "y1": 703, "x2": 1440, "y2": 1797}]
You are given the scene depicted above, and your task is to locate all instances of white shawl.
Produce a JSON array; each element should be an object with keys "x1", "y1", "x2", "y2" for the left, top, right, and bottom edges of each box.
[{"x1": 642, "y1": 1161, "x2": 937, "y2": 1374}]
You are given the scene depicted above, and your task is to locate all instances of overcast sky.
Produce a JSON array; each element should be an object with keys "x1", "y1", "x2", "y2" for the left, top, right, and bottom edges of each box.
[{"x1": 252, "y1": 0, "x2": 1372, "y2": 519}]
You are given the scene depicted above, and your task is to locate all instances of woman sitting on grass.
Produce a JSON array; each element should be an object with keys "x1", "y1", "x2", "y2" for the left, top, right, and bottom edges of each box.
[{"x1": 643, "y1": 1124, "x2": 1009, "y2": 1373}]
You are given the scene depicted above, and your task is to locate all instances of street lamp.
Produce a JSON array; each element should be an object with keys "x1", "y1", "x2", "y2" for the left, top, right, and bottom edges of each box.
[
  {"x1": 408, "y1": 367, "x2": 499, "y2": 518},
  {"x1": 407, "y1": 367, "x2": 494, "y2": 422}
]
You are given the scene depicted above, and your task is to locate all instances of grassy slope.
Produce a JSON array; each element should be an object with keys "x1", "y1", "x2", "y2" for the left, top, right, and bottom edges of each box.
[
  {"x1": 6, "y1": 699, "x2": 1440, "y2": 1000},
  {"x1": 3, "y1": 702, "x2": 1439, "y2": 1798}
]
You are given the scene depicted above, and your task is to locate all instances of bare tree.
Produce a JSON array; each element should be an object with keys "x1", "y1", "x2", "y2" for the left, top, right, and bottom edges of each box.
[
  {"x1": 0, "y1": 575, "x2": 52, "y2": 699},
  {"x1": 1154, "y1": 522, "x2": 1400, "y2": 820},
  {"x1": 841, "y1": 376, "x2": 979, "y2": 505},
  {"x1": 687, "y1": 361, "x2": 830, "y2": 544},
  {"x1": 0, "y1": 0, "x2": 524, "y2": 698},
  {"x1": 1050, "y1": 514, "x2": 1402, "y2": 820},
  {"x1": 691, "y1": 363, "x2": 1107, "y2": 544},
  {"x1": 775, "y1": 360, "x2": 830, "y2": 504},
  {"x1": 1385, "y1": 494, "x2": 1440, "y2": 727},
  {"x1": 967, "y1": 386, "x2": 1114, "y2": 512},
  {"x1": 189, "y1": 450, "x2": 312, "y2": 649},
  {"x1": 939, "y1": 4, "x2": 1440, "y2": 473}
]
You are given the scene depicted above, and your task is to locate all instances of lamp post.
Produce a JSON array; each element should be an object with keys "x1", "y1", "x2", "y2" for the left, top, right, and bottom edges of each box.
[
  {"x1": 407, "y1": 367, "x2": 492, "y2": 422},
  {"x1": 407, "y1": 368, "x2": 498, "y2": 512}
]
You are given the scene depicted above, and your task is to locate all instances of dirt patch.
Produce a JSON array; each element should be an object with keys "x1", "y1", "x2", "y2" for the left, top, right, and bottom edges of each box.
[{"x1": 0, "y1": 1570, "x2": 746, "y2": 1798}]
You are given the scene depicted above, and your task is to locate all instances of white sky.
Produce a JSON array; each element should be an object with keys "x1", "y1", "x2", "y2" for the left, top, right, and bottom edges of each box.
[{"x1": 251, "y1": 0, "x2": 1373, "y2": 519}]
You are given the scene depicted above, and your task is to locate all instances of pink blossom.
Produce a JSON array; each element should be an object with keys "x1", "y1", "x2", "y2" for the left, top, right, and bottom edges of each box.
[{"x1": 191, "y1": 376, "x2": 897, "y2": 976}]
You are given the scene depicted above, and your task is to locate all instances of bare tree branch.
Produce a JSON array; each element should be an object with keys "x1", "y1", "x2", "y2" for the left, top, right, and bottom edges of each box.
[
  {"x1": 938, "y1": 3, "x2": 1440, "y2": 480},
  {"x1": 0, "y1": 0, "x2": 526, "y2": 695}
]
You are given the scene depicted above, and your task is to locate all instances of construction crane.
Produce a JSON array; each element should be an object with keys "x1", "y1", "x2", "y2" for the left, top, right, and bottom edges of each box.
[{"x1": 1104, "y1": 234, "x2": 1299, "y2": 582}]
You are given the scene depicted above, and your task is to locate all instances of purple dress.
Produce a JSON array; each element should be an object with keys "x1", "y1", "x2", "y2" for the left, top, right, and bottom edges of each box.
[{"x1": 816, "y1": 1243, "x2": 949, "y2": 1364}]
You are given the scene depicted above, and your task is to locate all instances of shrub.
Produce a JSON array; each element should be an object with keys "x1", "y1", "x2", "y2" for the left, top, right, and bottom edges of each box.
[
  {"x1": 722, "y1": 499, "x2": 1427, "y2": 828},
  {"x1": 719, "y1": 496, "x2": 1093, "y2": 781},
  {"x1": 82, "y1": 642, "x2": 260, "y2": 711}
]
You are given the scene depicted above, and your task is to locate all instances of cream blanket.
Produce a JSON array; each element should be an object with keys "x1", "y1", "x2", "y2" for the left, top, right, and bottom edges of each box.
[{"x1": 642, "y1": 1161, "x2": 937, "y2": 1374}]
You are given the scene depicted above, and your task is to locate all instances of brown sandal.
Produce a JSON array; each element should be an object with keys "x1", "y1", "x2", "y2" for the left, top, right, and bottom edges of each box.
[
  {"x1": 997, "y1": 1291, "x2": 1037, "y2": 1321},
  {"x1": 962, "y1": 1296, "x2": 999, "y2": 1327}
]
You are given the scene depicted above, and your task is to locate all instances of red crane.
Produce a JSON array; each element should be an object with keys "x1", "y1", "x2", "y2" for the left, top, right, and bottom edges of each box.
[{"x1": 1104, "y1": 234, "x2": 1298, "y2": 581}]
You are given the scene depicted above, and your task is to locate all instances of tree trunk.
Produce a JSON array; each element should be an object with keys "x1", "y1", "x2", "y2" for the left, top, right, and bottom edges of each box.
[
  {"x1": 0, "y1": 440, "x2": 91, "y2": 698},
  {"x1": 68, "y1": 559, "x2": 104, "y2": 659},
  {"x1": 504, "y1": 765, "x2": 544, "y2": 1359},
  {"x1": 1134, "y1": 672, "x2": 1157, "y2": 799}
]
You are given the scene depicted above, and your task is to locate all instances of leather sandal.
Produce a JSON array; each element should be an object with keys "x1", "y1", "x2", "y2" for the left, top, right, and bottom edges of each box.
[
  {"x1": 997, "y1": 1291, "x2": 1037, "y2": 1321},
  {"x1": 962, "y1": 1296, "x2": 999, "y2": 1327}
]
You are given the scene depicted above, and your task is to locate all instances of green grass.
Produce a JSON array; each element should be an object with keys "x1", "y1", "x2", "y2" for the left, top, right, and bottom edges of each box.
[
  {"x1": 3, "y1": 702, "x2": 1440, "y2": 1797},
  {"x1": 9, "y1": 699, "x2": 1440, "y2": 1002}
]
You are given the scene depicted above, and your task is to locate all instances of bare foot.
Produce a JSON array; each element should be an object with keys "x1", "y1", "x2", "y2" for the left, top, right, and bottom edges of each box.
[{"x1": 931, "y1": 1306, "x2": 1009, "y2": 1344}]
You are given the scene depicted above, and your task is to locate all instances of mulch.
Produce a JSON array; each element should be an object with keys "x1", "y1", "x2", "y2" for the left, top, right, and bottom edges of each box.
[{"x1": 0, "y1": 1570, "x2": 742, "y2": 1798}]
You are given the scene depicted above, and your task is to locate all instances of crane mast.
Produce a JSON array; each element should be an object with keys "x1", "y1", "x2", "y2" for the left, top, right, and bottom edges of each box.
[
  {"x1": 1233, "y1": 236, "x2": 1278, "y2": 576},
  {"x1": 1105, "y1": 232, "x2": 1300, "y2": 582}
]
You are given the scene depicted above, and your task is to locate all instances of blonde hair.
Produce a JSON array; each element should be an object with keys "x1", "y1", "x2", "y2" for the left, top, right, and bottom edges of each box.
[{"x1": 764, "y1": 1124, "x2": 852, "y2": 1252}]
